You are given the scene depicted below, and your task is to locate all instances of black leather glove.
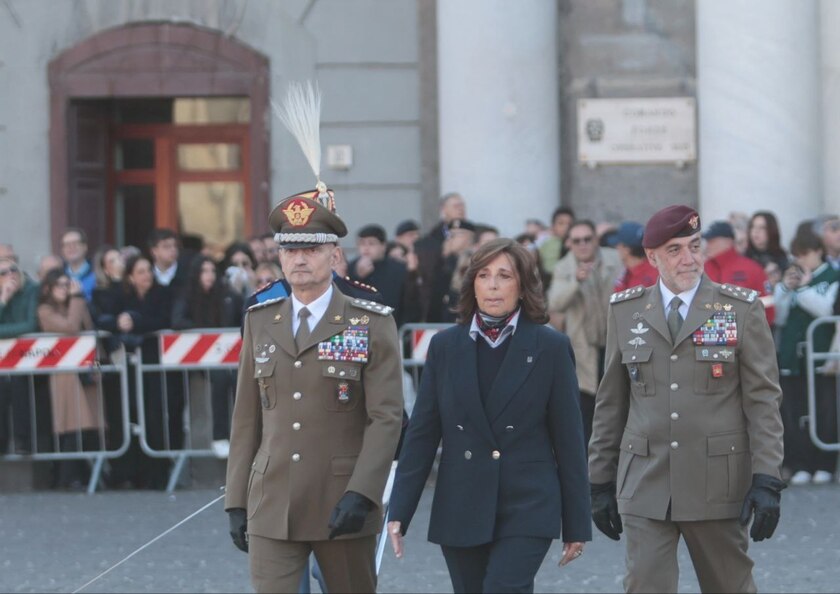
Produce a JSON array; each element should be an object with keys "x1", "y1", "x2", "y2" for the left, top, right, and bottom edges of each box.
[
  {"x1": 591, "y1": 482, "x2": 623, "y2": 541},
  {"x1": 228, "y1": 508, "x2": 248, "y2": 552},
  {"x1": 739, "y1": 473, "x2": 786, "y2": 542},
  {"x1": 328, "y1": 491, "x2": 376, "y2": 539}
]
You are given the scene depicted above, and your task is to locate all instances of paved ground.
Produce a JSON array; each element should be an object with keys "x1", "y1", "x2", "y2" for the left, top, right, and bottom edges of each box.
[{"x1": 1, "y1": 482, "x2": 839, "y2": 593}]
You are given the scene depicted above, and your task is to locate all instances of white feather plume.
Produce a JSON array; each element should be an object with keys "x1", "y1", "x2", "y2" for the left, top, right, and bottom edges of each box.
[{"x1": 272, "y1": 81, "x2": 322, "y2": 181}]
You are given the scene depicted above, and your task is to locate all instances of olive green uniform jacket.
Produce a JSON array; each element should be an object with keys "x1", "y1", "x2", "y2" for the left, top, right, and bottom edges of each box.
[
  {"x1": 225, "y1": 285, "x2": 404, "y2": 541},
  {"x1": 589, "y1": 276, "x2": 784, "y2": 521}
]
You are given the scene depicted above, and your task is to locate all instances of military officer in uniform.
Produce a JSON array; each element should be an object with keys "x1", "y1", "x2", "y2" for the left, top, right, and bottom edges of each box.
[
  {"x1": 589, "y1": 205, "x2": 786, "y2": 593},
  {"x1": 225, "y1": 186, "x2": 404, "y2": 593}
]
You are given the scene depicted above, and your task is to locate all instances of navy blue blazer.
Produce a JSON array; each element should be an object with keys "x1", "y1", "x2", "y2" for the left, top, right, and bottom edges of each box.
[{"x1": 388, "y1": 317, "x2": 592, "y2": 547}]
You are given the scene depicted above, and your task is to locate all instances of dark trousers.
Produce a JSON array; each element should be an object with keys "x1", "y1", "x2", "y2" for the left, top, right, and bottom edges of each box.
[
  {"x1": 440, "y1": 536, "x2": 552, "y2": 594},
  {"x1": 109, "y1": 363, "x2": 175, "y2": 489},
  {"x1": 780, "y1": 375, "x2": 838, "y2": 473},
  {"x1": 0, "y1": 375, "x2": 32, "y2": 452}
]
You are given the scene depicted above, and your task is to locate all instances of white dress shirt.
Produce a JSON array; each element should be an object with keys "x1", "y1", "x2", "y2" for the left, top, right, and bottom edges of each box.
[
  {"x1": 291, "y1": 284, "x2": 334, "y2": 335},
  {"x1": 658, "y1": 278, "x2": 701, "y2": 319}
]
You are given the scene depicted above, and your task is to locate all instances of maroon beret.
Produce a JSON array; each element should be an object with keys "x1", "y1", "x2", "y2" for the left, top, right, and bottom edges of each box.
[{"x1": 642, "y1": 205, "x2": 701, "y2": 249}]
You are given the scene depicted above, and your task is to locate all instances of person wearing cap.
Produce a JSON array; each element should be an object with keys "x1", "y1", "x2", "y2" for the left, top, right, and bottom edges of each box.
[
  {"x1": 224, "y1": 188, "x2": 404, "y2": 593},
  {"x1": 611, "y1": 221, "x2": 658, "y2": 293},
  {"x1": 703, "y1": 221, "x2": 772, "y2": 324},
  {"x1": 394, "y1": 219, "x2": 421, "y2": 252},
  {"x1": 349, "y1": 224, "x2": 409, "y2": 326},
  {"x1": 589, "y1": 205, "x2": 785, "y2": 593}
]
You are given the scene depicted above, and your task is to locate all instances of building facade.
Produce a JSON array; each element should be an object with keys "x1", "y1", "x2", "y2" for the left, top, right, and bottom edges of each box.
[{"x1": 0, "y1": 0, "x2": 834, "y2": 272}]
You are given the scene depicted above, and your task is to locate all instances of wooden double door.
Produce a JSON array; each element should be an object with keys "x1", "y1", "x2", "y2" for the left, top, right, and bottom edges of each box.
[{"x1": 66, "y1": 100, "x2": 253, "y2": 257}]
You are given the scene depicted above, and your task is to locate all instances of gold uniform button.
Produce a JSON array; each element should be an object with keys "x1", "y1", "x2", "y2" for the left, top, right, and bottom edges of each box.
[
  {"x1": 492, "y1": 450, "x2": 501, "y2": 460},
  {"x1": 292, "y1": 453, "x2": 301, "y2": 462},
  {"x1": 292, "y1": 422, "x2": 301, "y2": 431},
  {"x1": 670, "y1": 441, "x2": 679, "y2": 449},
  {"x1": 670, "y1": 383, "x2": 679, "y2": 391},
  {"x1": 730, "y1": 445, "x2": 736, "y2": 451},
  {"x1": 671, "y1": 412, "x2": 679, "y2": 421},
  {"x1": 464, "y1": 450, "x2": 472, "y2": 460},
  {"x1": 294, "y1": 361, "x2": 302, "y2": 368},
  {"x1": 293, "y1": 392, "x2": 302, "y2": 400},
  {"x1": 628, "y1": 444, "x2": 633, "y2": 450},
  {"x1": 670, "y1": 354, "x2": 678, "y2": 361}
]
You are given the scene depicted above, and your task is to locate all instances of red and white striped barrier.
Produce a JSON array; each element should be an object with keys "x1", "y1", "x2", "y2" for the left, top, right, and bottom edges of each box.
[
  {"x1": 0, "y1": 335, "x2": 96, "y2": 370},
  {"x1": 411, "y1": 329, "x2": 441, "y2": 362},
  {"x1": 159, "y1": 332, "x2": 242, "y2": 366}
]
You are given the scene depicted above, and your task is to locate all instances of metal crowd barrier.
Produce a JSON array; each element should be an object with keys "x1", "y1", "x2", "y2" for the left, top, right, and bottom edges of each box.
[
  {"x1": 0, "y1": 331, "x2": 131, "y2": 494},
  {"x1": 133, "y1": 328, "x2": 241, "y2": 493},
  {"x1": 804, "y1": 315, "x2": 840, "y2": 452},
  {"x1": 398, "y1": 322, "x2": 453, "y2": 386}
]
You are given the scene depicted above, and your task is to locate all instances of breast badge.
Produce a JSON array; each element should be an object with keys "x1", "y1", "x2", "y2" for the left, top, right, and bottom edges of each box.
[
  {"x1": 693, "y1": 312, "x2": 737, "y2": 346},
  {"x1": 318, "y1": 326, "x2": 370, "y2": 363}
]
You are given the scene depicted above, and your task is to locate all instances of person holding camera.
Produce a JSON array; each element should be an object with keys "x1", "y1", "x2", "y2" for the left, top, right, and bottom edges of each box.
[{"x1": 774, "y1": 231, "x2": 840, "y2": 485}]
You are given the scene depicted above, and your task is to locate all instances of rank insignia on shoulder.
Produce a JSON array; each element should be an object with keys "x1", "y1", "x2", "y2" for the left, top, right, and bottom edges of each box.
[
  {"x1": 719, "y1": 284, "x2": 758, "y2": 303},
  {"x1": 610, "y1": 285, "x2": 645, "y2": 304},
  {"x1": 248, "y1": 295, "x2": 287, "y2": 312},
  {"x1": 351, "y1": 298, "x2": 393, "y2": 316},
  {"x1": 345, "y1": 276, "x2": 379, "y2": 293}
]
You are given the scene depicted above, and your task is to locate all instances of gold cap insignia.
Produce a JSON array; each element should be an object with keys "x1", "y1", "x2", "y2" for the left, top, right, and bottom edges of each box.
[
  {"x1": 282, "y1": 199, "x2": 316, "y2": 227},
  {"x1": 360, "y1": 315, "x2": 370, "y2": 324},
  {"x1": 689, "y1": 214, "x2": 700, "y2": 230}
]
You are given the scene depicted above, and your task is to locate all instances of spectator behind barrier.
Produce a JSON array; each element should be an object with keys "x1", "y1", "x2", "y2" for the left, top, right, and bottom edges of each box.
[
  {"x1": 547, "y1": 220, "x2": 622, "y2": 447},
  {"x1": 774, "y1": 230, "x2": 839, "y2": 486},
  {"x1": 349, "y1": 224, "x2": 409, "y2": 326},
  {"x1": 94, "y1": 254, "x2": 175, "y2": 489},
  {"x1": 538, "y1": 206, "x2": 575, "y2": 279},
  {"x1": 36, "y1": 269, "x2": 105, "y2": 489},
  {"x1": 254, "y1": 262, "x2": 283, "y2": 291},
  {"x1": 148, "y1": 228, "x2": 187, "y2": 293},
  {"x1": 221, "y1": 242, "x2": 257, "y2": 302},
  {"x1": 172, "y1": 255, "x2": 243, "y2": 459},
  {"x1": 745, "y1": 211, "x2": 789, "y2": 288},
  {"x1": 60, "y1": 228, "x2": 96, "y2": 302},
  {"x1": 414, "y1": 192, "x2": 467, "y2": 321},
  {"x1": 37, "y1": 254, "x2": 63, "y2": 282},
  {"x1": 248, "y1": 235, "x2": 269, "y2": 265},
  {"x1": 0, "y1": 253, "x2": 37, "y2": 454}
]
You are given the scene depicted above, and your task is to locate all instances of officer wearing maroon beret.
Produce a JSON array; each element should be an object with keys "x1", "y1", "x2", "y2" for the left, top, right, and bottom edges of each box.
[{"x1": 590, "y1": 204, "x2": 785, "y2": 592}]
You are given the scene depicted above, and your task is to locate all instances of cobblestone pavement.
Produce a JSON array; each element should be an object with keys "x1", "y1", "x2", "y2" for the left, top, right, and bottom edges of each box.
[{"x1": 1, "y1": 482, "x2": 839, "y2": 593}]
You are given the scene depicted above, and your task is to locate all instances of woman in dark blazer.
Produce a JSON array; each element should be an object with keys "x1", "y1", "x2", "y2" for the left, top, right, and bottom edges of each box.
[{"x1": 387, "y1": 238, "x2": 591, "y2": 593}]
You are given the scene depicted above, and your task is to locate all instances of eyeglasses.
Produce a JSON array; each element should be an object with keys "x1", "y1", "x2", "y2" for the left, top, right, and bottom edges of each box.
[
  {"x1": 0, "y1": 266, "x2": 19, "y2": 276},
  {"x1": 257, "y1": 276, "x2": 275, "y2": 285},
  {"x1": 570, "y1": 236, "x2": 594, "y2": 245},
  {"x1": 55, "y1": 280, "x2": 70, "y2": 288}
]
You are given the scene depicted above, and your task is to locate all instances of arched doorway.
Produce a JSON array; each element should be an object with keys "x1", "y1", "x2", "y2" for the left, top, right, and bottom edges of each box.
[{"x1": 48, "y1": 23, "x2": 269, "y2": 255}]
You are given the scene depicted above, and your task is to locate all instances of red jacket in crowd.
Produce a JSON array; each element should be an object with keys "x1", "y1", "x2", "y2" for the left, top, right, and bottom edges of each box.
[
  {"x1": 614, "y1": 259, "x2": 658, "y2": 293},
  {"x1": 704, "y1": 247, "x2": 774, "y2": 324}
]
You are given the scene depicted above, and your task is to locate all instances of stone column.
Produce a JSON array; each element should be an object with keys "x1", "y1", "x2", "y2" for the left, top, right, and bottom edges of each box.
[
  {"x1": 696, "y1": 0, "x2": 821, "y2": 246},
  {"x1": 821, "y1": 0, "x2": 840, "y2": 215},
  {"x1": 436, "y1": 0, "x2": 559, "y2": 236}
]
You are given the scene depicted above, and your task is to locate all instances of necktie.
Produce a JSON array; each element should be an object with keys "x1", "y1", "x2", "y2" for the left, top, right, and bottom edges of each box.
[
  {"x1": 667, "y1": 297, "x2": 683, "y2": 342},
  {"x1": 295, "y1": 307, "x2": 312, "y2": 351}
]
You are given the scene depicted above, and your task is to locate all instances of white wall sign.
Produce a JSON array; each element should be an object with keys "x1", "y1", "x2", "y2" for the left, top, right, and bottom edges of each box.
[{"x1": 577, "y1": 98, "x2": 696, "y2": 165}]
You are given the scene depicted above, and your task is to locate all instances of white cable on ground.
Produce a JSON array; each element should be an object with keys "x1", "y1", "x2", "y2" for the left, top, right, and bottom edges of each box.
[{"x1": 72, "y1": 491, "x2": 226, "y2": 593}]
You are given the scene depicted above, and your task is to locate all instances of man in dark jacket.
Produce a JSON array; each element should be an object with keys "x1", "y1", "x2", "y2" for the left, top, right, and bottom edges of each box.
[
  {"x1": 0, "y1": 254, "x2": 38, "y2": 454},
  {"x1": 348, "y1": 225, "x2": 408, "y2": 326}
]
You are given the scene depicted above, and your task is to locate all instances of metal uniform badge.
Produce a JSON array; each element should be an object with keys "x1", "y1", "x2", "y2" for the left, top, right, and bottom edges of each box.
[{"x1": 337, "y1": 381, "x2": 351, "y2": 403}]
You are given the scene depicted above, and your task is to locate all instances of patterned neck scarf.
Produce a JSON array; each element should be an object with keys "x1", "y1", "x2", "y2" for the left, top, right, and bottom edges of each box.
[{"x1": 475, "y1": 307, "x2": 519, "y2": 342}]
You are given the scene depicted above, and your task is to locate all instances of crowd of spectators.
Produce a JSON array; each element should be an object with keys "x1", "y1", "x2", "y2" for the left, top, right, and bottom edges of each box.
[{"x1": 1, "y1": 197, "x2": 839, "y2": 488}]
